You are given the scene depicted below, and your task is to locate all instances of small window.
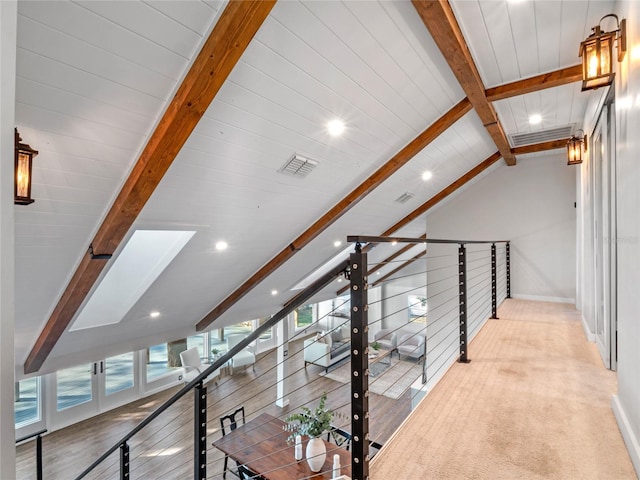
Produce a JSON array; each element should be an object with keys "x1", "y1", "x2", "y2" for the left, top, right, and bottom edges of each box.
[
  {"x1": 294, "y1": 304, "x2": 314, "y2": 329},
  {"x1": 408, "y1": 295, "x2": 427, "y2": 323},
  {"x1": 15, "y1": 377, "x2": 40, "y2": 427}
]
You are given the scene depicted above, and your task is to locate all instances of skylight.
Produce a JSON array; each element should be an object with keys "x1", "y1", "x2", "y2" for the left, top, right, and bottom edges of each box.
[{"x1": 70, "y1": 230, "x2": 196, "y2": 331}]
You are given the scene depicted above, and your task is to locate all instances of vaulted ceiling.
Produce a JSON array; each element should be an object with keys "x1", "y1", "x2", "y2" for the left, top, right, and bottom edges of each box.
[{"x1": 14, "y1": 0, "x2": 613, "y2": 376}]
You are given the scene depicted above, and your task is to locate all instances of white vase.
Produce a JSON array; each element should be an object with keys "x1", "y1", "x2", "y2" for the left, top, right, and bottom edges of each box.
[{"x1": 305, "y1": 437, "x2": 326, "y2": 472}]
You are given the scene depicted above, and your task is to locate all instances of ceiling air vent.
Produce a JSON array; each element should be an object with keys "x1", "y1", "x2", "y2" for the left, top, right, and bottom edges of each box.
[
  {"x1": 279, "y1": 154, "x2": 318, "y2": 178},
  {"x1": 509, "y1": 125, "x2": 575, "y2": 147},
  {"x1": 395, "y1": 192, "x2": 415, "y2": 204}
]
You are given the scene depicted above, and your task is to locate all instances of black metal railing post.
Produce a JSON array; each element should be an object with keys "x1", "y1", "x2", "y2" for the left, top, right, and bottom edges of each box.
[
  {"x1": 195, "y1": 382, "x2": 207, "y2": 479},
  {"x1": 36, "y1": 433, "x2": 43, "y2": 480},
  {"x1": 350, "y1": 243, "x2": 369, "y2": 480},
  {"x1": 506, "y1": 242, "x2": 511, "y2": 298},
  {"x1": 458, "y1": 243, "x2": 470, "y2": 363},
  {"x1": 491, "y1": 243, "x2": 498, "y2": 319},
  {"x1": 16, "y1": 429, "x2": 47, "y2": 480},
  {"x1": 120, "y1": 442, "x2": 129, "y2": 480}
]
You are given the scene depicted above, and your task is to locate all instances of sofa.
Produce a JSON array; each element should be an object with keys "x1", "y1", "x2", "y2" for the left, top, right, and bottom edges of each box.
[{"x1": 304, "y1": 326, "x2": 350, "y2": 373}]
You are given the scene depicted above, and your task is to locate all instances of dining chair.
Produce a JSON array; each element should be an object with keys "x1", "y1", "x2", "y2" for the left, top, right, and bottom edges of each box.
[
  {"x1": 220, "y1": 406, "x2": 246, "y2": 479},
  {"x1": 238, "y1": 463, "x2": 265, "y2": 480},
  {"x1": 326, "y1": 425, "x2": 352, "y2": 450}
]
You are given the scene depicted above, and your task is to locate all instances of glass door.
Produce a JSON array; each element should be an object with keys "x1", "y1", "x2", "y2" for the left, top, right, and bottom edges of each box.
[
  {"x1": 52, "y1": 352, "x2": 138, "y2": 429},
  {"x1": 592, "y1": 94, "x2": 617, "y2": 370}
]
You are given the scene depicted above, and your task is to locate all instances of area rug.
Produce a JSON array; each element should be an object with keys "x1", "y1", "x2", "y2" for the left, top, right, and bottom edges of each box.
[{"x1": 320, "y1": 356, "x2": 424, "y2": 400}]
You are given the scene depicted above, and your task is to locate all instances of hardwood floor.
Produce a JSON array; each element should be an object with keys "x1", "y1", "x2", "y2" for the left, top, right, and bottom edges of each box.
[{"x1": 16, "y1": 339, "x2": 413, "y2": 479}]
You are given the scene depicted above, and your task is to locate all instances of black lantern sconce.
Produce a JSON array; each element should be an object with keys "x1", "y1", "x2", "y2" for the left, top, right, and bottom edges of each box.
[
  {"x1": 579, "y1": 14, "x2": 626, "y2": 91},
  {"x1": 567, "y1": 130, "x2": 587, "y2": 165},
  {"x1": 14, "y1": 128, "x2": 38, "y2": 205}
]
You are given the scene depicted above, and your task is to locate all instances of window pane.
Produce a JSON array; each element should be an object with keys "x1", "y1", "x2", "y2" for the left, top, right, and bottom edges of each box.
[
  {"x1": 223, "y1": 321, "x2": 252, "y2": 338},
  {"x1": 187, "y1": 334, "x2": 205, "y2": 358},
  {"x1": 15, "y1": 377, "x2": 40, "y2": 427},
  {"x1": 57, "y1": 364, "x2": 92, "y2": 411},
  {"x1": 295, "y1": 304, "x2": 314, "y2": 328},
  {"x1": 257, "y1": 318, "x2": 272, "y2": 340},
  {"x1": 105, "y1": 353, "x2": 134, "y2": 396},
  {"x1": 146, "y1": 344, "x2": 180, "y2": 381},
  {"x1": 408, "y1": 295, "x2": 428, "y2": 323}
]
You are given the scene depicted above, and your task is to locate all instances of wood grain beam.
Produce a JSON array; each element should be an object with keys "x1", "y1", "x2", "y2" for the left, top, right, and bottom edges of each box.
[
  {"x1": 510, "y1": 138, "x2": 570, "y2": 155},
  {"x1": 337, "y1": 152, "x2": 501, "y2": 296},
  {"x1": 372, "y1": 251, "x2": 427, "y2": 288},
  {"x1": 412, "y1": 0, "x2": 516, "y2": 166},
  {"x1": 24, "y1": 0, "x2": 276, "y2": 374},
  {"x1": 486, "y1": 65, "x2": 582, "y2": 102},
  {"x1": 197, "y1": 99, "x2": 472, "y2": 331}
]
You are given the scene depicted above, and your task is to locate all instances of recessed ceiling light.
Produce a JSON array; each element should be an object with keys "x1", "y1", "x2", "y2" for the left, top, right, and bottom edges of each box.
[
  {"x1": 391, "y1": 240, "x2": 398, "y2": 246},
  {"x1": 376, "y1": 271, "x2": 381, "y2": 275},
  {"x1": 271, "y1": 289, "x2": 278, "y2": 296},
  {"x1": 337, "y1": 277, "x2": 343, "y2": 283},
  {"x1": 529, "y1": 114, "x2": 542, "y2": 125},
  {"x1": 215, "y1": 241, "x2": 228, "y2": 251},
  {"x1": 327, "y1": 119, "x2": 345, "y2": 136},
  {"x1": 150, "y1": 311, "x2": 160, "y2": 318},
  {"x1": 422, "y1": 171, "x2": 433, "y2": 181},
  {"x1": 334, "y1": 240, "x2": 342, "y2": 248}
]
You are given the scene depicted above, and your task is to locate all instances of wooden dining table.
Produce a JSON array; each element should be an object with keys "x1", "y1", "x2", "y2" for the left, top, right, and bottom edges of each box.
[{"x1": 212, "y1": 412, "x2": 352, "y2": 480}]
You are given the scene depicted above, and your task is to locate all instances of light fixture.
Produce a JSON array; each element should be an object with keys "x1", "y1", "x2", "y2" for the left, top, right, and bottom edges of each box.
[
  {"x1": 271, "y1": 289, "x2": 278, "y2": 296},
  {"x1": 579, "y1": 14, "x2": 626, "y2": 91},
  {"x1": 529, "y1": 114, "x2": 542, "y2": 125},
  {"x1": 421, "y1": 171, "x2": 433, "y2": 181},
  {"x1": 327, "y1": 119, "x2": 345, "y2": 136},
  {"x1": 334, "y1": 240, "x2": 342, "y2": 248},
  {"x1": 215, "y1": 241, "x2": 228, "y2": 251},
  {"x1": 150, "y1": 311, "x2": 160, "y2": 318},
  {"x1": 567, "y1": 130, "x2": 587, "y2": 165},
  {"x1": 14, "y1": 128, "x2": 38, "y2": 205}
]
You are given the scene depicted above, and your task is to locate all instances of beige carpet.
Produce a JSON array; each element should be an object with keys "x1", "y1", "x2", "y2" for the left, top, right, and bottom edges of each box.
[
  {"x1": 320, "y1": 356, "x2": 423, "y2": 400},
  {"x1": 371, "y1": 299, "x2": 637, "y2": 480}
]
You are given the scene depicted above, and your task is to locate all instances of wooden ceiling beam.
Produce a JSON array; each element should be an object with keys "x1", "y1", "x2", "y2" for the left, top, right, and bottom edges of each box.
[
  {"x1": 196, "y1": 98, "x2": 472, "y2": 331},
  {"x1": 412, "y1": 0, "x2": 516, "y2": 166},
  {"x1": 486, "y1": 65, "x2": 582, "y2": 102},
  {"x1": 337, "y1": 152, "x2": 501, "y2": 296},
  {"x1": 511, "y1": 138, "x2": 570, "y2": 155},
  {"x1": 24, "y1": 0, "x2": 276, "y2": 374},
  {"x1": 372, "y1": 251, "x2": 427, "y2": 288}
]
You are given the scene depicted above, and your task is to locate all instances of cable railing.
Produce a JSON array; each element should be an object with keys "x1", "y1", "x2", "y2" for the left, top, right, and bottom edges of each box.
[{"x1": 64, "y1": 236, "x2": 509, "y2": 480}]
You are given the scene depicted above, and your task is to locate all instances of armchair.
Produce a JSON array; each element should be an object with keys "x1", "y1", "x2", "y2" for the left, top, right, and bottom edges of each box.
[
  {"x1": 373, "y1": 329, "x2": 397, "y2": 356},
  {"x1": 179, "y1": 347, "x2": 220, "y2": 384},
  {"x1": 397, "y1": 334, "x2": 425, "y2": 361},
  {"x1": 226, "y1": 334, "x2": 256, "y2": 374}
]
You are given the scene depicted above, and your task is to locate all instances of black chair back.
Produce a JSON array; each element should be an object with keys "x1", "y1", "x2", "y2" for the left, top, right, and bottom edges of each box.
[
  {"x1": 220, "y1": 406, "x2": 245, "y2": 436},
  {"x1": 238, "y1": 463, "x2": 265, "y2": 479}
]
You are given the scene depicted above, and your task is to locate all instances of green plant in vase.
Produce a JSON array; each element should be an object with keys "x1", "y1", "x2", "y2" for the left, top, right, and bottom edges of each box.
[
  {"x1": 284, "y1": 393, "x2": 333, "y2": 442},
  {"x1": 371, "y1": 341, "x2": 381, "y2": 352}
]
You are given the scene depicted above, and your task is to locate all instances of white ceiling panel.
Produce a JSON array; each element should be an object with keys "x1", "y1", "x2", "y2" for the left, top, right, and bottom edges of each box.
[{"x1": 12, "y1": 0, "x2": 603, "y2": 375}]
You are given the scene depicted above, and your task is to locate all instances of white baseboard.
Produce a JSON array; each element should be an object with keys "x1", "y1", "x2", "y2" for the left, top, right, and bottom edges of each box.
[
  {"x1": 581, "y1": 314, "x2": 595, "y2": 342},
  {"x1": 612, "y1": 395, "x2": 640, "y2": 478},
  {"x1": 512, "y1": 293, "x2": 575, "y2": 304}
]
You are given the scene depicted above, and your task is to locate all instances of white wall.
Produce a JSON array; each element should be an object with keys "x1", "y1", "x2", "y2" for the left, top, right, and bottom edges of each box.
[
  {"x1": 607, "y1": 1, "x2": 640, "y2": 474},
  {"x1": 0, "y1": 2, "x2": 16, "y2": 478},
  {"x1": 426, "y1": 154, "x2": 577, "y2": 303}
]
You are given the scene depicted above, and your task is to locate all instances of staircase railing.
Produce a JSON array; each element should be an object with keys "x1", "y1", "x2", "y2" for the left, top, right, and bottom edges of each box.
[{"x1": 68, "y1": 235, "x2": 509, "y2": 480}]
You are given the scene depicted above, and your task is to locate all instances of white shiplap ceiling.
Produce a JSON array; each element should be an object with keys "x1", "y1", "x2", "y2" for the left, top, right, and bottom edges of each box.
[{"x1": 13, "y1": 0, "x2": 613, "y2": 376}]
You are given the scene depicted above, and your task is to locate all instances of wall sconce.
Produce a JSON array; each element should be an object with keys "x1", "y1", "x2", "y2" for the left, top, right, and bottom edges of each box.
[
  {"x1": 14, "y1": 128, "x2": 38, "y2": 205},
  {"x1": 567, "y1": 131, "x2": 587, "y2": 165},
  {"x1": 579, "y1": 14, "x2": 626, "y2": 91}
]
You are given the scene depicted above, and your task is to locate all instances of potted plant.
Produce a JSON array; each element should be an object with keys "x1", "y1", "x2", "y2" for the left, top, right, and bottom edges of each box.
[
  {"x1": 284, "y1": 393, "x2": 334, "y2": 472},
  {"x1": 211, "y1": 347, "x2": 221, "y2": 360},
  {"x1": 371, "y1": 341, "x2": 381, "y2": 351}
]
